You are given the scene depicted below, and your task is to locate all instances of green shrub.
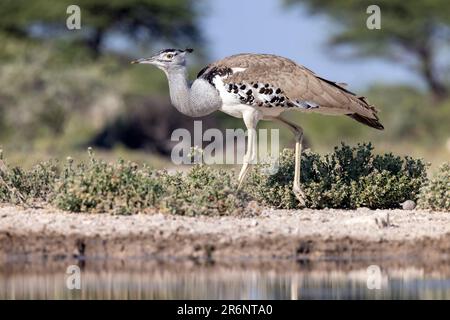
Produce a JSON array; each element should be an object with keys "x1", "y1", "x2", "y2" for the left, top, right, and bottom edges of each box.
[
  {"x1": 0, "y1": 159, "x2": 59, "y2": 203},
  {"x1": 51, "y1": 150, "x2": 251, "y2": 215},
  {"x1": 0, "y1": 145, "x2": 431, "y2": 213},
  {"x1": 160, "y1": 164, "x2": 249, "y2": 216},
  {"x1": 246, "y1": 143, "x2": 427, "y2": 209},
  {"x1": 418, "y1": 162, "x2": 450, "y2": 211},
  {"x1": 1, "y1": 148, "x2": 252, "y2": 215},
  {"x1": 53, "y1": 155, "x2": 166, "y2": 215}
]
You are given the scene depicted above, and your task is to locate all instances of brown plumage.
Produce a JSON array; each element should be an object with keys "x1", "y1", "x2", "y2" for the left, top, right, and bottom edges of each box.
[{"x1": 198, "y1": 53, "x2": 383, "y2": 130}]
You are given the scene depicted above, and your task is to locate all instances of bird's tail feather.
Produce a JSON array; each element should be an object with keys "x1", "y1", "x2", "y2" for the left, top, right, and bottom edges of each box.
[{"x1": 347, "y1": 113, "x2": 384, "y2": 130}]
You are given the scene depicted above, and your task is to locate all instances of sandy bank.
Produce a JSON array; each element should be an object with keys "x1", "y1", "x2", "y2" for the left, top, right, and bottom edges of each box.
[{"x1": 1, "y1": 205, "x2": 449, "y2": 267}]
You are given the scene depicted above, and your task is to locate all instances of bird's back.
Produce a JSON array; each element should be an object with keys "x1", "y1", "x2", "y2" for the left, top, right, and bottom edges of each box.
[{"x1": 197, "y1": 53, "x2": 383, "y2": 130}]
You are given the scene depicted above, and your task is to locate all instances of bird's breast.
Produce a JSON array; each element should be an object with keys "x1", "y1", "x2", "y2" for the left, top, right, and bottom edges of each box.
[{"x1": 188, "y1": 79, "x2": 222, "y2": 116}]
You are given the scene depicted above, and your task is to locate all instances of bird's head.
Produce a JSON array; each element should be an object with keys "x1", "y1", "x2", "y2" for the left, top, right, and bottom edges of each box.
[{"x1": 131, "y1": 48, "x2": 193, "y2": 71}]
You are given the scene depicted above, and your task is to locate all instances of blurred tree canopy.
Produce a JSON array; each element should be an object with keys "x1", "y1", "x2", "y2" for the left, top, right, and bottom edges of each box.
[
  {"x1": 0, "y1": 0, "x2": 210, "y2": 154},
  {"x1": 286, "y1": 0, "x2": 450, "y2": 101},
  {"x1": 0, "y1": 0, "x2": 203, "y2": 57}
]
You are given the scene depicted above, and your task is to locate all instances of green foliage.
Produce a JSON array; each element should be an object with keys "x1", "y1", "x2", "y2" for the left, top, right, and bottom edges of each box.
[
  {"x1": 366, "y1": 85, "x2": 450, "y2": 146},
  {"x1": 0, "y1": 146, "x2": 435, "y2": 213},
  {"x1": 160, "y1": 165, "x2": 249, "y2": 216},
  {"x1": 0, "y1": 160, "x2": 59, "y2": 203},
  {"x1": 0, "y1": 44, "x2": 110, "y2": 141},
  {"x1": 285, "y1": 0, "x2": 450, "y2": 99},
  {"x1": 0, "y1": 0, "x2": 206, "y2": 153},
  {"x1": 0, "y1": 0, "x2": 203, "y2": 56},
  {"x1": 418, "y1": 163, "x2": 450, "y2": 211},
  {"x1": 54, "y1": 156, "x2": 166, "y2": 215},
  {"x1": 1, "y1": 149, "x2": 251, "y2": 215},
  {"x1": 0, "y1": 37, "x2": 170, "y2": 148},
  {"x1": 55, "y1": 159, "x2": 252, "y2": 215},
  {"x1": 246, "y1": 143, "x2": 427, "y2": 209}
]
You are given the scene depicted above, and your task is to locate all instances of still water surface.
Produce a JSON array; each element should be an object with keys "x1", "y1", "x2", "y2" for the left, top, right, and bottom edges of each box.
[{"x1": 1, "y1": 258, "x2": 449, "y2": 299}]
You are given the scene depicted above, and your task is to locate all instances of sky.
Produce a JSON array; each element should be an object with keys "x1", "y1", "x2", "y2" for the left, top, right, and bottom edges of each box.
[{"x1": 201, "y1": 0, "x2": 421, "y2": 90}]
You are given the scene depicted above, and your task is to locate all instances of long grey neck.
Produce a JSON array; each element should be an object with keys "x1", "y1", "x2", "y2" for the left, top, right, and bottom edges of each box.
[
  {"x1": 166, "y1": 66, "x2": 221, "y2": 117},
  {"x1": 166, "y1": 67, "x2": 192, "y2": 115}
]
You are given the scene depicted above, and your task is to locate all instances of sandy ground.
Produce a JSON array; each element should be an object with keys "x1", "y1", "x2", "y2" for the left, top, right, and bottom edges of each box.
[{"x1": 0, "y1": 204, "x2": 449, "y2": 267}]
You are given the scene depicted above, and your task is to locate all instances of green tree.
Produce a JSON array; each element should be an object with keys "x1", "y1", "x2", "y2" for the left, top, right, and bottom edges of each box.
[
  {"x1": 285, "y1": 0, "x2": 450, "y2": 101},
  {"x1": 0, "y1": 0, "x2": 203, "y2": 57}
]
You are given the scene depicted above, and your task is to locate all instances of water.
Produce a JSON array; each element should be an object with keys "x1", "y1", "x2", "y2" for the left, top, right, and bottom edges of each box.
[{"x1": 1, "y1": 257, "x2": 449, "y2": 299}]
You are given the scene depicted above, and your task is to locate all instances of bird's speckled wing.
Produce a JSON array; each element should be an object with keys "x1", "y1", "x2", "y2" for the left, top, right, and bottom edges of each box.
[{"x1": 198, "y1": 54, "x2": 382, "y2": 127}]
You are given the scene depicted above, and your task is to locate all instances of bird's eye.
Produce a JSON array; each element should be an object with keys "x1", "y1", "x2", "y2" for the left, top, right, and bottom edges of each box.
[{"x1": 166, "y1": 54, "x2": 174, "y2": 59}]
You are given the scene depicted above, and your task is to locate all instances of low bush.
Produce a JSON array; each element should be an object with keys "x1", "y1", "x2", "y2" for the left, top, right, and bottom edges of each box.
[
  {"x1": 0, "y1": 144, "x2": 431, "y2": 213},
  {"x1": 1, "y1": 148, "x2": 250, "y2": 215},
  {"x1": 160, "y1": 165, "x2": 249, "y2": 216},
  {"x1": 418, "y1": 162, "x2": 450, "y2": 211},
  {"x1": 0, "y1": 156, "x2": 59, "y2": 204},
  {"x1": 53, "y1": 155, "x2": 166, "y2": 215},
  {"x1": 246, "y1": 143, "x2": 427, "y2": 209}
]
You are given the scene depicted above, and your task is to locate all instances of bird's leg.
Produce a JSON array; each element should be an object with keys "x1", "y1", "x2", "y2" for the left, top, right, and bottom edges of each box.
[
  {"x1": 237, "y1": 112, "x2": 259, "y2": 189},
  {"x1": 237, "y1": 126, "x2": 257, "y2": 188},
  {"x1": 274, "y1": 117, "x2": 305, "y2": 207}
]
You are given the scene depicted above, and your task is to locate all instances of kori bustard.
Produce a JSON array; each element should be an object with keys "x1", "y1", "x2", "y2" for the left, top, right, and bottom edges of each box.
[{"x1": 132, "y1": 48, "x2": 384, "y2": 206}]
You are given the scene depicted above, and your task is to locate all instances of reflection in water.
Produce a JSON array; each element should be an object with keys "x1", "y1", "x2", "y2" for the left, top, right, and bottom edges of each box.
[{"x1": 0, "y1": 259, "x2": 449, "y2": 299}]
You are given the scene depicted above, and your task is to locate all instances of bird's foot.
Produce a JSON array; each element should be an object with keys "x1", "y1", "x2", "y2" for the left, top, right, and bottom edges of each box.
[
  {"x1": 293, "y1": 186, "x2": 306, "y2": 208},
  {"x1": 237, "y1": 162, "x2": 251, "y2": 190}
]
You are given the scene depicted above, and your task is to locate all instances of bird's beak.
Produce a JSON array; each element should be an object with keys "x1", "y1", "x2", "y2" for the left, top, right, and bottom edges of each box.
[{"x1": 131, "y1": 57, "x2": 155, "y2": 65}]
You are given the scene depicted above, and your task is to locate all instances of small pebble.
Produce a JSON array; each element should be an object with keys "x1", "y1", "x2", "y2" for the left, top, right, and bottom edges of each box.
[{"x1": 401, "y1": 200, "x2": 416, "y2": 210}]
